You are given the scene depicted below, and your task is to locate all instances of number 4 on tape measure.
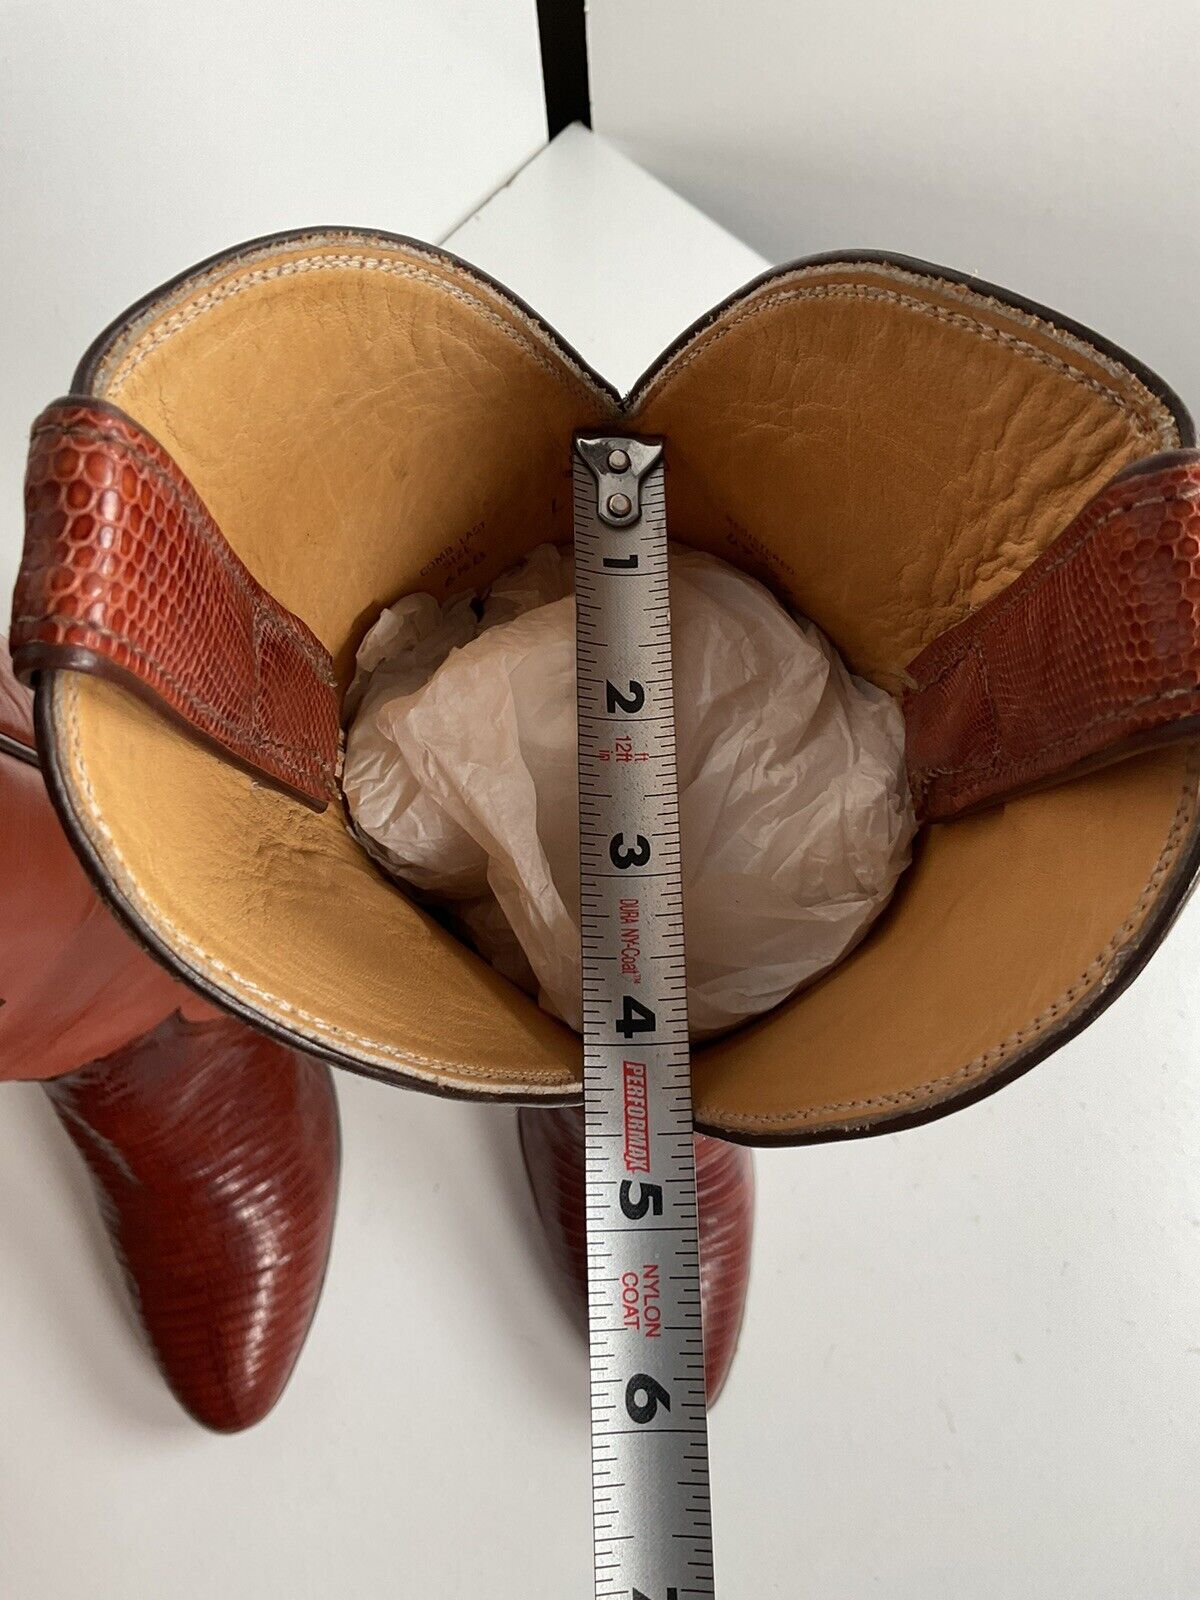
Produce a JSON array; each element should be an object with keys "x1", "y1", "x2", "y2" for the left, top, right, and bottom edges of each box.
[{"x1": 573, "y1": 434, "x2": 715, "y2": 1600}]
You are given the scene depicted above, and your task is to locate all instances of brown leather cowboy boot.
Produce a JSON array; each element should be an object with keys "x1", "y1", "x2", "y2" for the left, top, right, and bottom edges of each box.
[
  {"x1": 518, "y1": 1106, "x2": 753, "y2": 1403},
  {"x1": 12, "y1": 237, "x2": 1200, "y2": 1501},
  {"x1": 1, "y1": 639, "x2": 340, "y2": 1430},
  {"x1": 17, "y1": 236, "x2": 1200, "y2": 1147}
]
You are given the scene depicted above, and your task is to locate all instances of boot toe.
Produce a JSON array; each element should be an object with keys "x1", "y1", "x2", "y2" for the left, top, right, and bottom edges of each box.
[
  {"x1": 517, "y1": 1105, "x2": 753, "y2": 1405},
  {"x1": 46, "y1": 1014, "x2": 340, "y2": 1432}
]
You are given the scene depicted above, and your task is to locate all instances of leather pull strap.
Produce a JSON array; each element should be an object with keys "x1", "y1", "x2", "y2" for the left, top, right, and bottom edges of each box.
[
  {"x1": 904, "y1": 450, "x2": 1200, "y2": 822},
  {"x1": 11, "y1": 398, "x2": 340, "y2": 811}
]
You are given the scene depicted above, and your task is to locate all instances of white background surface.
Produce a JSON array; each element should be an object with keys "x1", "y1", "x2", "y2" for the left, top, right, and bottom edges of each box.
[
  {"x1": 2, "y1": 6, "x2": 1199, "y2": 1596},
  {"x1": 591, "y1": 0, "x2": 1200, "y2": 412},
  {"x1": 0, "y1": 0, "x2": 548, "y2": 605}
]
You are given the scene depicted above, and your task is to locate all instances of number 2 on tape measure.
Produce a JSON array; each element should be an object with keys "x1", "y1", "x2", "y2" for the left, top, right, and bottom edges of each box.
[{"x1": 573, "y1": 434, "x2": 715, "y2": 1599}]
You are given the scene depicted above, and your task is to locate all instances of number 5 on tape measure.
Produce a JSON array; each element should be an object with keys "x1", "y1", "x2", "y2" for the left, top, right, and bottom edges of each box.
[{"x1": 574, "y1": 434, "x2": 715, "y2": 1599}]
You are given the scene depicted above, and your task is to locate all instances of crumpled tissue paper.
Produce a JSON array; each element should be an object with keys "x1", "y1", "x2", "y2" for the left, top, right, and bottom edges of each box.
[{"x1": 343, "y1": 543, "x2": 914, "y2": 1038}]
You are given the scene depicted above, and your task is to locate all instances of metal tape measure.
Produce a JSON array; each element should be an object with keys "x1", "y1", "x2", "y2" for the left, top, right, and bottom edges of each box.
[{"x1": 574, "y1": 434, "x2": 715, "y2": 1600}]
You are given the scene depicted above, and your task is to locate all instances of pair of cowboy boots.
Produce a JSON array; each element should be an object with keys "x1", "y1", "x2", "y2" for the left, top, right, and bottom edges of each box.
[
  {"x1": 11, "y1": 230, "x2": 1200, "y2": 1448},
  {"x1": 1, "y1": 639, "x2": 752, "y2": 1426}
]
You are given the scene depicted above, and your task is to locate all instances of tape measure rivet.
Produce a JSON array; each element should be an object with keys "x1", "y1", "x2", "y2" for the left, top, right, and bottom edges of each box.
[
  {"x1": 606, "y1": 447, "x2": 631, "y2": 473},
  {"x1": 606, "y1": 491, "x2": 633, "y2": 518}
]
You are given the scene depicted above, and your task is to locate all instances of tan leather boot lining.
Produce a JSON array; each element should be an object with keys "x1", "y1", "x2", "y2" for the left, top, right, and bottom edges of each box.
[{"x1": 42, "y1": 233, "x2": 1200, "y2": 1135}]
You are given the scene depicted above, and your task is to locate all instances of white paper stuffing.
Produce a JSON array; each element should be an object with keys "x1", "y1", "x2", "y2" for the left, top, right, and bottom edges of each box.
[{"x1": 343, "y1": 543, "x2": 915, "y2": 1038}]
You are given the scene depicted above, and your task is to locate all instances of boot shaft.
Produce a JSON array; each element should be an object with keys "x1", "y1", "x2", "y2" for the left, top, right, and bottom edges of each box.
[{"x1": 0, "y1": 638, "x2": 191, "y2": 1082}]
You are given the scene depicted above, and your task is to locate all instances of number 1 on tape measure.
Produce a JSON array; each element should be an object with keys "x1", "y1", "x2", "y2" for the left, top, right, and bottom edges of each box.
[{"x1": 573, "y1": 434, "x2": 715, "y2": 1599}]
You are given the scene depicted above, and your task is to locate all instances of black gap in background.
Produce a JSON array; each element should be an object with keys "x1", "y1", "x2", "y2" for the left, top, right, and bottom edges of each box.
[{"x1": 537, "y1": 0, "x2": 592, "y2": 138}]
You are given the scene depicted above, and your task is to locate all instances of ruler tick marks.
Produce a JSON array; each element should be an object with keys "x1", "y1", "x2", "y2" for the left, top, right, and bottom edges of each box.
[{"x1": 574, "y1": 433, "x2": 715, "y2": 1600}]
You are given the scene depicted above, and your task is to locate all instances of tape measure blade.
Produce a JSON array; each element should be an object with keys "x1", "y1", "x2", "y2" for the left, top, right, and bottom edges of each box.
[{"x1": 574, "y1": 435, "x2": 715, "y2": 1600}]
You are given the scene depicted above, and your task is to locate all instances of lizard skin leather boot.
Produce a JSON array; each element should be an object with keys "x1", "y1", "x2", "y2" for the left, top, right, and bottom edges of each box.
[
  {"x1": 14, "y1": 235, "x2": 1200, "y2": 1144},
  {"x1": 1, "y1": 639, "x2": 340, "y2": 1431},
  {"x1": 518, "y1": 1105, "x2": 753, "y2": 1403},
  {"x1": 11, "y1": 235, "x2": 1200, "y2": 1511}
]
